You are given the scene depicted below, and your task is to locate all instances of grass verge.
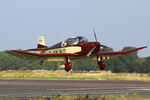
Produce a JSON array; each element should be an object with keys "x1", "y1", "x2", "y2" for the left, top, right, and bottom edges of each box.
[
  {"x1": 0, "y1": 93, "x2": 150, "y2": 100},
  {"x1": 0, "y1": 70, "x2": 150, "y2": 81}
]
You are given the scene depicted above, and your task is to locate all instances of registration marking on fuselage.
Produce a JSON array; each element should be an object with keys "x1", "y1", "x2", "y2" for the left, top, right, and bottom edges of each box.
[{"x1": 39, "y1": 46, "x2": 82, "y2": 54}]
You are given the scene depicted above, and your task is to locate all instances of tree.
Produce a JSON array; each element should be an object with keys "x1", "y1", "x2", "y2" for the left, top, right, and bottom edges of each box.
[
  {"x1": 109, "y1": 46, "x2": 141, "y2": 73},
  {"x1": 72, "y1": 59, "x2": 99, "y2": 71}
]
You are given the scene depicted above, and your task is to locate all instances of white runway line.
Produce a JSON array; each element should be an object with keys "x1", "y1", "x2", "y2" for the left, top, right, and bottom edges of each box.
[{"x1": 130, "y1": 89, "x2": 150, "y2": 91}]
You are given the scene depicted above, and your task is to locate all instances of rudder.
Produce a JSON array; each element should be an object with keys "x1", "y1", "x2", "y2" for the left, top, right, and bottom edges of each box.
[{"x1": 37, "y1": 36, "x2": 48, "y2": 48}]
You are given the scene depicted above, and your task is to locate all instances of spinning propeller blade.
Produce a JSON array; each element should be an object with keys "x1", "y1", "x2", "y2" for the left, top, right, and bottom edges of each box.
[
  {"x1": 93, "y1": 29, "x2": 110, "y2": 48},
  {"x1": 87, "y1": 29, "x2": 110, "y2": 57},
  {"x1": 100, "y1": 44, "x2": 109, "y2": 48},
  {"x1": 93, "y1": 28, "x2": 98, "y2": 42},
  {"x1": 87, "y1": 46, "x2": 97, "y2": 57},
  {"x1": 86, "y1": 29, "x2": 98, "y2": 57}
]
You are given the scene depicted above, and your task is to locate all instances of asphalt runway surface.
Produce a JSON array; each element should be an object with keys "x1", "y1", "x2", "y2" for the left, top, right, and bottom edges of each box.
[{"x1": 0, "y1": 80, "x2": 150, "y2": 97}]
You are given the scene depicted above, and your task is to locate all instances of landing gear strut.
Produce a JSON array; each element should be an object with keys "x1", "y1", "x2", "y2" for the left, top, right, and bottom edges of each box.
[
  {"x1": 40, "y1": 60, "x2": 44, "y2": 66},
  {"x1": 97, "y1": 56, "x2": 106, "y2": 70},
  {"x1": 65, "y1": 56, "x2": 72, "y2": 72}
]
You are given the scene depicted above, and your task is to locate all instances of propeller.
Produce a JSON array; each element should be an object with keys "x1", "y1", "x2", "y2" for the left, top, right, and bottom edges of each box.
[
  {"x1": 100, "y1": 44, "x2": 109, "y2": 48},
  {"x1": 87, "y1": 46, "x2": 97, "y2": 57},
  {"x1": 93, "y1": 28, "x2": 109, "y2": 49},
  {"x1": 87, "y1": 29, "x2": 97, "y2": 57},
  {"x1": 93, "y1": 29, "x2": 97, "y2": 42},
  {"x1": 86, "y1": 29, "x2": 110, "y2": 57}
]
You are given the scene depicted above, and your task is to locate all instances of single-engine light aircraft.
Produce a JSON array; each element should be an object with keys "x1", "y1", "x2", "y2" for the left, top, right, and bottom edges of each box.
[{"x1": 6, "y1": 34, "x2": 147, "y2": 72}]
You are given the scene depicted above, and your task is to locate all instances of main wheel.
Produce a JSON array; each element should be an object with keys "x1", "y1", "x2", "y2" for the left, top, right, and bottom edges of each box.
[
  {"x1": 98, "y1": 61, "x2": 106, "y2": 70},
  {"x1": 65, "y1": 62, "x2": 72, "y2": 72}
]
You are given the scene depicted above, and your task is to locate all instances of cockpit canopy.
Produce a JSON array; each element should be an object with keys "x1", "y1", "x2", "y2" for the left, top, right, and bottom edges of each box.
[{"x1": 61, "y1": 36, "x2": 88, "y2": 47}]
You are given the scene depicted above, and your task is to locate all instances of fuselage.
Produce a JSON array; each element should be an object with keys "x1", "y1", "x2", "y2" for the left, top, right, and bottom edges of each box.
[{"x1": 38, "y1": 36, "x2": 101, "y2": 56}]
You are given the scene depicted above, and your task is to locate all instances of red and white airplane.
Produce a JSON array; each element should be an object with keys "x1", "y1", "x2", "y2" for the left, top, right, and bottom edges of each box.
[{"x1": 6, "y1": 34, "x2": 147, "y2": 72}]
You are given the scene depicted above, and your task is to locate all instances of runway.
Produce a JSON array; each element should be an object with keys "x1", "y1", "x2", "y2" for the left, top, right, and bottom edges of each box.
[{"x1": 0, "y1": 80, "x2": 150, "y2": 97}]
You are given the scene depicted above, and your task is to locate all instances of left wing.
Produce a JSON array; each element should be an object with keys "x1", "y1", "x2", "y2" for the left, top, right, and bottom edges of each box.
[
  {"x1": 96, "y1": 46, "x2": 147, "y2": 60},
  {"x1": 5, "y1": 50, "x2": 79, "y2": 61}
]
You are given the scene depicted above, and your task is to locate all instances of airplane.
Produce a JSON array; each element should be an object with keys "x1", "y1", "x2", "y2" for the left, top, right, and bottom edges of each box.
[{"x1": 6, "y1": 33, "x2": 147, "y2": 72}]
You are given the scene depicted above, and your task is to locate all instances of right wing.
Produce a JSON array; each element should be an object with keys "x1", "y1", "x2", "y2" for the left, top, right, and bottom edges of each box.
[{"x1": 96, "y1": 46, "x2": 147, "y2": 60}]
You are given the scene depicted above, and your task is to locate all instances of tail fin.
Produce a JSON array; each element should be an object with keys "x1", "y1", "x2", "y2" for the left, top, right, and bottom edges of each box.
[{"x1": 37, "y1": 36, "x2": 48, "y2": 49}]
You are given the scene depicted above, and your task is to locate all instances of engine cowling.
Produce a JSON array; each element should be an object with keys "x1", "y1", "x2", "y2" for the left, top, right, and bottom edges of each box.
[
  {"x1": 98, "y1": 61, "x2": 106, "y2": 70},
  {"x1": 65, "y1": 62, "x2": 72, "y2": 72}
]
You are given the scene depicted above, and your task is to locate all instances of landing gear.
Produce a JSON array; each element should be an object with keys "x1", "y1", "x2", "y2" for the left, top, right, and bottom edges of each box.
[
  {"x1": 64, "y1": 56, "x2": 72, "y2": 72},
  {"x1": 97, "y1": 56, "x2": 106, "y2": 70},
  {"x1": 40, "y1": 60, "x2": 44, "y2": 66}
]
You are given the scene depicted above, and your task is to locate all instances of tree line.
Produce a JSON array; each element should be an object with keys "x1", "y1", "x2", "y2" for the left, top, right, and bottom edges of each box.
[{"x1": 0, "y1": 46, "x2": 149, "y2": 73}]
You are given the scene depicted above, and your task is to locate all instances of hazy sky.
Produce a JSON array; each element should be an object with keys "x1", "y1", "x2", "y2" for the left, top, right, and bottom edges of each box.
[{"x1": 0, "y1": 0, "x2": 149, "y2": 57}]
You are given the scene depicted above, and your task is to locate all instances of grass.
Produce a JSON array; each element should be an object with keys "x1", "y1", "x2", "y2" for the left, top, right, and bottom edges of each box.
[
  {"x1": 50, "y1": 93, "x2": 150, "y2": 100},
  {"x1": 0, "y1": 70, "x2": 150, "y2": 81},
  {"x1": 0, "y1": 93, "x2": 150, "y2": 100}
]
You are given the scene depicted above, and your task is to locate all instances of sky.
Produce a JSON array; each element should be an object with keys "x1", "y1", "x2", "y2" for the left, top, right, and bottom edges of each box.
[{"x1": 0, "y1": 0, "x2": 149, "y2": 57}]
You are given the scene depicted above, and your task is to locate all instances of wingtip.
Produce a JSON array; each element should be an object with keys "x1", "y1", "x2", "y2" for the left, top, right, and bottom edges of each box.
[
  {"x1": 5, "y1": 50, "x2": 13, "y2": 54},
  {"x1": 136, "y1": 46, "x2": 148, "y2": 51},
  {"x1": 142, "y1": 46, "x2": 148, "y2": 49}
]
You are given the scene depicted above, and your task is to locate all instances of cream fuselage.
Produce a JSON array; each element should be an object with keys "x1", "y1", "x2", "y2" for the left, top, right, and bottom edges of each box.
[{"x1": 38, "y1": 46, "x2": 82, "y2": 54}]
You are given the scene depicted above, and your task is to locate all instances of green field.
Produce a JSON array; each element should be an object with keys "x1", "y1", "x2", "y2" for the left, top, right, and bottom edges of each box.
[{"x1": 0, "y1": 70, "x2": 150, "y2": 81}]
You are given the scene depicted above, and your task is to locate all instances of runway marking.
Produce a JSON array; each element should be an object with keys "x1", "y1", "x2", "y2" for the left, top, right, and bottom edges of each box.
[
  {"x1": 51, "y1": 87, "x2": 150, "y2": 91},
  {"x1": 130, "y1": 89, "x2": 150, "y2": 91}
]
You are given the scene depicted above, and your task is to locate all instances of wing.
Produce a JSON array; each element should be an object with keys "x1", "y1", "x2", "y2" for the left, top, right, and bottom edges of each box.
[
  {"x1": 96, "y1": 46, "x2": 147, "y2": 60},
  {"x1": 5, "y1": 50, "x2": 79, "y2": 61}
]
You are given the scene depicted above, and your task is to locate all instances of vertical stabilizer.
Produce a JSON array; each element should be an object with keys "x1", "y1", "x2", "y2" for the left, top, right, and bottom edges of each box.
[
  {"x1": 37, "y1": 36, "x2": 48, "y2": 48},
  {"x1": 38, "y1": 36, "x2": 45, "y2": 46}
]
